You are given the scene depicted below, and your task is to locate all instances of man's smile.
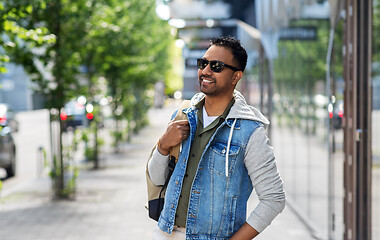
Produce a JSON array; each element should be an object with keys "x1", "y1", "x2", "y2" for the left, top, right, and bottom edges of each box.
[
  {"x1": 200, "y1": 76, "x2": 215, "y2": 84},
  {"x1": 202, "y1": 79, "x2": 214, "y2": 83}
]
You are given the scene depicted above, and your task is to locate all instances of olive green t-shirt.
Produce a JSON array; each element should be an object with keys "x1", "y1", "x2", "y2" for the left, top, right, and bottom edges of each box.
[{"x1": 175, "y1": 97, "x2": 235, "y2": 227}]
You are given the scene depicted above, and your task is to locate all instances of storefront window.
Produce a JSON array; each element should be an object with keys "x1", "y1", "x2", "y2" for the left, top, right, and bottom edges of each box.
[
  {"x1": 372, "y1": 1, "x2": 380, "y2": 239},
  {"x1": 271, "y1": 17, "x2": 344, "y2": 239}
]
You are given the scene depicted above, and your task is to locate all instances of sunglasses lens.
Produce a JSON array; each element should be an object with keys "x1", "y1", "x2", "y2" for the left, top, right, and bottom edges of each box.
[
  {"x1": 197, "y1": 59, "x2": 224, "y2": 72},
  {"x1": 197, "y1": 59, "x2": 208, "y2": 69},
  {"x1": 210, "y1": 61, "x2": 223, "y2": 72}
]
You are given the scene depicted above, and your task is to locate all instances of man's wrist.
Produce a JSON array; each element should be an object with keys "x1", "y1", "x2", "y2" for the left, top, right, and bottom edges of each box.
[
  {"x1": 157, "y1": 139, "x2": 170, "y2": 156},
  {"x1": 230, "y1": 222, "x2": 259, "y2": 240}
]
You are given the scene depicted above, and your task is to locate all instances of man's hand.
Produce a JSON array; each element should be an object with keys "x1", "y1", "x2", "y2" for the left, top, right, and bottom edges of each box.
[{"x1": 157, "y1": 120, "x2": 190, "y2": 156}]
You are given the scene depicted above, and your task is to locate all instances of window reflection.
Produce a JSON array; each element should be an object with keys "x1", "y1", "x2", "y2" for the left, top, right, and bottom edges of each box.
[{"x1": 267, "y1": 18, "x2": 345, "y2": 239}]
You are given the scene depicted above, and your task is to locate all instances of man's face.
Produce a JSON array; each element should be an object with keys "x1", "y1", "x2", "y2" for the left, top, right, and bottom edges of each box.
[{"x1": 198, "y1": 45, "x2": 239, "y2": 97}]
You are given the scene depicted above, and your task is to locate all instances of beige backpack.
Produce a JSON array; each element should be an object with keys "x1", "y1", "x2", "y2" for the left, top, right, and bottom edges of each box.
[{"x1": 145, "y1": 100, "x2": 190, "y2": 221}]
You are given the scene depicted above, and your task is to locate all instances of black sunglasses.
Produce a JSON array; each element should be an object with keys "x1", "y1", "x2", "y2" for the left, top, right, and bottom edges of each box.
[{"x1": 197, "y1": 58, "x2": 240, "y2": 73}]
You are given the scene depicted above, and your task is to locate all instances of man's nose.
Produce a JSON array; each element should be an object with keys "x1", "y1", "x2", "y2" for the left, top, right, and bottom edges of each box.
[{"x1": 201, "y1": 64, "x2": 213, "y2": 75}]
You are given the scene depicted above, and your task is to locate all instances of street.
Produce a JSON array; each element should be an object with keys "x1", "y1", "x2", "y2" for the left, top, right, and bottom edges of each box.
[{"x1": 0, "y1": 101, "x2": 313, "y2": 240}]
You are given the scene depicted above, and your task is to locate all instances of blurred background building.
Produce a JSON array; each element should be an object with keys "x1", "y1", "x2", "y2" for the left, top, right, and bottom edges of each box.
[{"x1": 156, "y1": 0, "x2": 379, "y2": 240}]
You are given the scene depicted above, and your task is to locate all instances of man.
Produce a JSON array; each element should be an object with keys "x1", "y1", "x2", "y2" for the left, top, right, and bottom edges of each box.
[{"x1": 148, "y1": 36, "x2": 285, "y2": 239}]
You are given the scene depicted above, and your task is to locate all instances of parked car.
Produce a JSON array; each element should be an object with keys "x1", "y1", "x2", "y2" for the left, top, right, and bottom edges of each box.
[
  {"x1": 331, "y1": 100, "x2": 344, "y2": 130},
  {"x1": 60, "y1": 100, "x2": 86, "y2": 131},
  {"x1": 0, "y1": 104, "x2": 17, "y2": 178}
]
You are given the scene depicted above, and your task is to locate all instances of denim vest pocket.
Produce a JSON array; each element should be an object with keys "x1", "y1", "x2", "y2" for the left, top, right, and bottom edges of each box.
[{"x1": 209, "y1": 141, "x2": 240, "y2": 175}]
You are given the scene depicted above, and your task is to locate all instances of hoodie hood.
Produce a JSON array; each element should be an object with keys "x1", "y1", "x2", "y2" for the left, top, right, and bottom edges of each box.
[
  {"x1": 190, "y1": 90, "x2": 270, "y2": 128},
  {"x1": 189, "y1": 90, "x2": 270, "y2": 177}
]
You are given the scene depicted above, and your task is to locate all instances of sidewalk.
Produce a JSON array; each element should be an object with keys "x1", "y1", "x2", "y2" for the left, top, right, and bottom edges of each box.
[{"x1": 0, "y1": 100, "x2": 313, "y2": 240}]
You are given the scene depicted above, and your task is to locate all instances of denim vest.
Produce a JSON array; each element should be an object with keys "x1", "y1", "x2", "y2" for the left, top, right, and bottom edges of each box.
[{"x1": 157, "y1": 106, "x2": 262, "y2": 239}]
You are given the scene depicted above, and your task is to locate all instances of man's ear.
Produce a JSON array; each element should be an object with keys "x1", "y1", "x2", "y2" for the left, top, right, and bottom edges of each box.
[{"x1": 232, "y1": 71, "x2": 243, "y2": 85}]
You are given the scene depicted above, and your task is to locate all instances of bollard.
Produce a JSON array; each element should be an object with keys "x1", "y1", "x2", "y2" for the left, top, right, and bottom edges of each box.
[{"x1": 37, "y1": 146, "x2": 47, "y2": 176}]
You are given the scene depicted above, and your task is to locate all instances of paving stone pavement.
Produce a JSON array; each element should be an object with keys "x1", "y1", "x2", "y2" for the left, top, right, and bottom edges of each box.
[{"x1": 0, "y1": 100, "x2": 314, "y2": 240}]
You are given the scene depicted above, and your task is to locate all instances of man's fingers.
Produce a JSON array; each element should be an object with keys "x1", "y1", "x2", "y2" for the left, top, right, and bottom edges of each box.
[
  {"x1": 177, "y1": 125, "x2": 190, "y2": 131},
  {"x1": 173, "y1": 120, "x2": 189, "y2": 125},
  {"x1": 165, "y1": 120, "x2": 190, "y2": 144},
  {"x1": 173, "y1": 120, "x2": 189, "y2": 131},
  {"x1": 181, "y1": 131, "x2": 190, "y2": 139}
]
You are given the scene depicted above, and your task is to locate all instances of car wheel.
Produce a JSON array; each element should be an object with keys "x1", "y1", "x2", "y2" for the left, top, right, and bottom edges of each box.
[{"x1": 5, "y1": 151, "x2": 16, "y2": 178}]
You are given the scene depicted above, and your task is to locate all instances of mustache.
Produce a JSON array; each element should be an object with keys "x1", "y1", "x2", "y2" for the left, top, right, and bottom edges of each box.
[{"x1": 199, "y1": 74, "x2": 215, "y2": 81}]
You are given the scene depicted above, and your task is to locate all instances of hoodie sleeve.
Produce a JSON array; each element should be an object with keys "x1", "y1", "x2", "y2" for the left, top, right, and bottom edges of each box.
[
  {"x1": 147, "y1": 109, "x2": 180, "y2": 185},
  {"x1": 244, "y1": 126, "x2": 286, "y2": 233},
  {"x1": 148, "y1": 147, "x2": 170, "y2": 185}
]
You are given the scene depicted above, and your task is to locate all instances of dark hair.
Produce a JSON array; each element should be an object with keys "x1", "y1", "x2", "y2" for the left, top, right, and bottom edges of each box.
[{"x1": 210, "y1": 36, "x2": 248, "y2": 72}]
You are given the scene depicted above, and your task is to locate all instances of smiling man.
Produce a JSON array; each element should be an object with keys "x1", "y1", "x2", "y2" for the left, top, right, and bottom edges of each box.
[{"x1": 148, "y1": 36, "x2": 285, "y2": 240}]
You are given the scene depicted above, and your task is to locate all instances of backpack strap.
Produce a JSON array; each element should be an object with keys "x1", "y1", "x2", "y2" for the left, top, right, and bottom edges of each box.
[
  {"x1": 169, "y1": 100, "x2": 190, "y2": 164},
  {"x1": 145, "y1": 100, "x2": 191, "y2": 221}
]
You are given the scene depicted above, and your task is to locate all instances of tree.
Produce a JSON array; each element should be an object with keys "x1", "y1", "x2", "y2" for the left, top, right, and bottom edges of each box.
[
  {"x1": 0, "y1": 0, "x2": 55, "y2": 73},
  {"x1": 1, "y1": 0, "x2": 175, "y2": 197},
  {"x1": 273, "y1": 19, "x2": 332, "y2": 132},
  {"x1": 17, "y1": 0, "x2": 91, "y2": 198},
  {"x1": 88, "y1": 0, "x2": 173, "y2": 149}
]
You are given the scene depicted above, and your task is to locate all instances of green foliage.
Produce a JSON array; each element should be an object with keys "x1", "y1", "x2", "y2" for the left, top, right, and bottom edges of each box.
[
  {"x1": 81, "y1": 129, "x2": 89, "y2": 142},
  {"x1": 272, "y1": 19, "x2": 328, "y2": 133},
  {"x1": 85, "y1": 146, "x2": 95, "y2": 161},
  {"x1": 28, "y1": 0, "x2": 89, "y2": 108},
  {"x1": 373, "y1": 1, "x2": 380, "y2": 70},
  {"x1": 0, "y1": 0, "x2": 56, "y2": 73},
  {"x1": 52, "y1": 163, "x2": 78, "y2": 199},
  {"x1": 272, "y1": 19, "x2": 345, "y2": 135},
  {"x1": 274, "y1": 20, "x2": 330, "y2": 92},
  {"x1": 61, "y1": 166, "x2": 78, "y2": 198},
  {"x1": 165, "y1": 41, "x2": 184, "y2": 95},
  {"x1": 49, "y1": 133, "x2": 80, "y2": 199},
  {"x1": 85, "y1": 0, "x2": 173, "y2": 148},
  {"x1": 84, "y1": 121, "x2": 105, "y2": 162},
  {"x1": 49, "y1": 154, "x2": 58, "y2": 179},
  {"x1": 274, "y1": 19, "x2": 343, "y2": 94},
  {"x1": 2, "y1": 0, "x2": 174, "y2": 125},
  {"x1": 1, "y1": 0, "x2": 175, "y2": 194},
  {"x1": 111, "y1": 130, "x2": 125, "y2": 147}
]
